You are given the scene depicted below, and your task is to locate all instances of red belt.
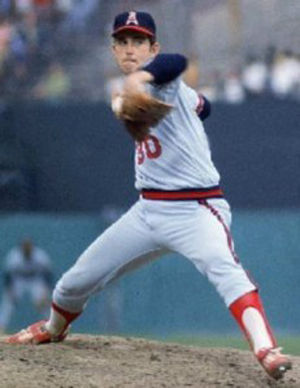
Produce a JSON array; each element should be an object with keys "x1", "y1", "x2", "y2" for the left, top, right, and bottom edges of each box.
[{"x1": 141, "y1": 186, "x2": 224, "y2": 201}]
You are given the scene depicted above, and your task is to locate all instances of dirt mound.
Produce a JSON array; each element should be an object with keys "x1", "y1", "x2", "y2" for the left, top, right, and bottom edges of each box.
[{"x1": 0, "y1": 335, "x2": 299, "y2": 388}]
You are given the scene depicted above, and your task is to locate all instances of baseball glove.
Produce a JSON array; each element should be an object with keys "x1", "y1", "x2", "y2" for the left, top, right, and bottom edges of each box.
[{"x1": 112, "y1": 92, "x2": 172, "y2": 141}]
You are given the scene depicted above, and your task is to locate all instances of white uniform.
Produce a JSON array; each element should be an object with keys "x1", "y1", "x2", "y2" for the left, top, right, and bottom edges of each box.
[
  {"x1": 53, "y1": 77, "x2": 256, "y2": 314},
  {"x1": 0, "y1": 246, "x2": 52, "y2": 330},
  {"x1": 135, "y1": 79, "x2": 220, "y2": 190}
]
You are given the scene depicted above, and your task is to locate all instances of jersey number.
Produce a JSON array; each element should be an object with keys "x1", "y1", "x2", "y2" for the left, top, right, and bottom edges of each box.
[{"x1": 136, "y1": 135, "x2": 162, "y2": 165}]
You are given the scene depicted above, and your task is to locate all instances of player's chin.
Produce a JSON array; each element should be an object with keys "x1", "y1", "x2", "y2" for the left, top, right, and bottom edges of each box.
[{"x1": 121, "y1": 62, "x2": 139, "y2": 74}]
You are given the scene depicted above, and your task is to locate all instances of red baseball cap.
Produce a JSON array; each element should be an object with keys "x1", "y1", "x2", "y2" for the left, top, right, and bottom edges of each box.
[{"x1": 112, "y1": 11, "x2": 156, "y2": 39}]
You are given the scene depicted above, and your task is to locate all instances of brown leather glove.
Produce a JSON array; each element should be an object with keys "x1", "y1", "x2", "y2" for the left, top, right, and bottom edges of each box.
[{"x1": 113, "y1": 92, "x2": 172, "y2": 141}]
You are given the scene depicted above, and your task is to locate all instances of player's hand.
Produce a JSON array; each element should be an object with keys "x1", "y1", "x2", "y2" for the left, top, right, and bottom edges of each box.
[
  {"x1": 111, "y1": 91, "x2": 172, "y2": 141},
  {"x1": 123, "y1": 71, "x2": 154, "y2": 94}
]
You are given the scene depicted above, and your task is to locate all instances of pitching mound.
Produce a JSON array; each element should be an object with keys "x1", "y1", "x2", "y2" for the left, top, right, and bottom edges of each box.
[{"x1": 0, "y1": 335, "x2": 299, "y2": 387}]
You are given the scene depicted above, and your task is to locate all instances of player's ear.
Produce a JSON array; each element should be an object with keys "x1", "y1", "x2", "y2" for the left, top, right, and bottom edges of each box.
[
  {"x1": 111, "y1": 42, "x2": 117, "y2": 58},
  {"x1": 111, "y1": 40, "x2": 116, "y2": 52},
  {"x1": 151, "y1": 41, "x2": 160, "y2": 56}
]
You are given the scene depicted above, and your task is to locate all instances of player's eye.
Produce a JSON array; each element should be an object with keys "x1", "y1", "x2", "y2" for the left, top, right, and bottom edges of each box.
[
  {"x1": 133, "y1": 38, "x2": 146, "y2": 46},
  {"x1": 115, "y1": 38, "x2": 128, "y2": 46}
]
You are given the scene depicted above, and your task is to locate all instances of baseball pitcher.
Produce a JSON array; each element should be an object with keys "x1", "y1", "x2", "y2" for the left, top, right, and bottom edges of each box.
[{"x1": 5, "y1": 11, "x2": 291, "y2": 381}]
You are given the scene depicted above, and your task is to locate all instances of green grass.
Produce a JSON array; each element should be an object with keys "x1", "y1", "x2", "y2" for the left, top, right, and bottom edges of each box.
[{"x1": 164, "y1": 335, "x2": 300, "y2": 356}]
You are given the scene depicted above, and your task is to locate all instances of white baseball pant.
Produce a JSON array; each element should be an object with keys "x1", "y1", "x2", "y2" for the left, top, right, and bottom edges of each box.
[{"x1": 53, "y1": 197, "x2": 256, "y2": 313}]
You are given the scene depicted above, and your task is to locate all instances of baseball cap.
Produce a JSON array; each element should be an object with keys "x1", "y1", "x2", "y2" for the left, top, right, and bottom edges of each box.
[{"x1": 112, "y1": 11, "x2": 156, "y2": 39}]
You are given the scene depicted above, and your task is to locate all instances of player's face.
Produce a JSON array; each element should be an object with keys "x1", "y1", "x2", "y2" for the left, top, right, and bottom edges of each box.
[
  {"x1": 112, "y1": 32, "x2": 160, "y2": 74},
  {"x1": 22, "y1": 239, "x2": 33, "y2": 259}
]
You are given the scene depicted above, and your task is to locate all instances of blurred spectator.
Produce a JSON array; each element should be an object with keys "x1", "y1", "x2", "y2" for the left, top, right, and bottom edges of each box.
[
  {"x1": 15, "y1": 0, "x2": 34, "y2": 15},
  {"x1": 34, "y1": 0, "x2": 53, "y2": 8},
  {"x1": 60, "y1": 0, "x2": 98, "y2": 33},
  {"x1": 270, "y1": 50, "x2": 300, "y2": 98},
  {"x1": 32, "y1": 60, "x2": 71, "y2": 100},
  {"x1": 10, "y1": 25, "x2": 28, "y2": 63},
  {"x1": 21, "y1": 10, "x2": 39, "y2": 49},
  {"x1": 183, "y1": 55, "x2": 200, "y2": 89},
  {"x1": 223, "y1": 70, "x2": 245, "y2": 104},
  {"x1": 56, "y1": 0, "x2": 73, "y2": 14},
  {"x1": 0, "y1": 0, "x2": 14, "y2": 16},
  {"x1": 104, "y1": 73, "x2": 124, "y2": 104},
  {"x1": 0, "y1": 2, "x2": 299, "y2": 104},
  {"x1": 0, "y1": 14, "x2": 12, "y2": 73},
  {"x1": 0, "y1": 238, "x2": 53, "y2": 333},
  {"x1": 33, "y1": 0, "x2": 56, "y2": 20},
  {"x1": 198, "y1": 70, "x2": 223, "y2": 102},
  {"x1": 241, "y1": 54, "x2": 268, "y2": 97}
]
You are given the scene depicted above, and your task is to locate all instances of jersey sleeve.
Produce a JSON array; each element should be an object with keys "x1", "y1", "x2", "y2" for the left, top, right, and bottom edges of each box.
[
  {"x1": 142, "y1": 53, "x2": 188, "y2": 85},
  {"x1": 148, "y1": 77, "x2": 181, "y2": 105},
  {"x1": 196, "y1": 95, "x2": 211, "y2": 121},
  {"x1": 184, "y1": 85, "x2": 211, "y2": 121}
]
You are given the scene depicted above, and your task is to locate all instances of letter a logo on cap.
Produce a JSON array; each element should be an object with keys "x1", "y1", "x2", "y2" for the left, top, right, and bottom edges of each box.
[{"x1": 126, "y1": 11, "x2": 138, "y2": 25}]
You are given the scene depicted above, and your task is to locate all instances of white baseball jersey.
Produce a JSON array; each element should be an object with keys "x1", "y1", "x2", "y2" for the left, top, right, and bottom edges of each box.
[
  {"x1": 53, "y1": 72, "x2": 256, "y2": 317},
  {"x1": 135, "y1": 79, "x2": 220, "y2": 190}
]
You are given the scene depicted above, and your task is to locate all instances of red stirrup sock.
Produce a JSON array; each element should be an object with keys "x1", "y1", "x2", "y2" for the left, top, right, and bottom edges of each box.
[
  {"x1": 229, "y1": 290, "x2": 277, "y2": 353},
  {"x1": 45, "y1": 302, "x2": 82, "y2": 335}
]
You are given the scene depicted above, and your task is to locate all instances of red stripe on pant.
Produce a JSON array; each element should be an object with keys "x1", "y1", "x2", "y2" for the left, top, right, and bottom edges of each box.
[
  {"x1": 200, "y1": 199, "x2": 240, "y2": 264},
  {"x1": 200, "y1": 200, "x2": 259, "y2": 291}
]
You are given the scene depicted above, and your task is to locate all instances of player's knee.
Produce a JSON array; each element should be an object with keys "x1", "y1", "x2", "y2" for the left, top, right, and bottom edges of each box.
[
  {"x1": 54, "y1": 267, "x2": 103, "y2": 300},
  {"x1": 55, "y1": 274, "x2": 83, "y2": 299}
]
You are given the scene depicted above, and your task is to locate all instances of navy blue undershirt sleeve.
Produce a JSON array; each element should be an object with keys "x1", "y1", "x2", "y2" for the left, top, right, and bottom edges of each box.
[
  {"x1": 199, "y1": 96, "x2": 211, "y2": 121},
  {"x1": 142, "y1": 53, "x2": 188, "y2": 85}
]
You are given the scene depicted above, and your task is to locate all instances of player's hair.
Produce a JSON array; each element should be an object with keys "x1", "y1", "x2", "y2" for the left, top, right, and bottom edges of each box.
[
  {"x1": 112, "y1": 33, "x2": 156, "y2": 46},
  {"x1": 149, "y1": 36, "x2": 156, "y2": 45}
]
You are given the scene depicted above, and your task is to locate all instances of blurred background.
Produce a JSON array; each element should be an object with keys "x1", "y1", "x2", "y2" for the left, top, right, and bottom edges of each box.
[{"x1": 0, "y1": 0, "x2": 299, "y2": 349}]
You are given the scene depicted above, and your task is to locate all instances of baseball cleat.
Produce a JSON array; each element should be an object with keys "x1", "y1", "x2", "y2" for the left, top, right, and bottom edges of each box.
[
  {"x1": 4, "y1": 320, "x2": 69, "y2": 345},
  {"x1": 256, "y1": 347, "x2": 292, "y2": 380}
]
